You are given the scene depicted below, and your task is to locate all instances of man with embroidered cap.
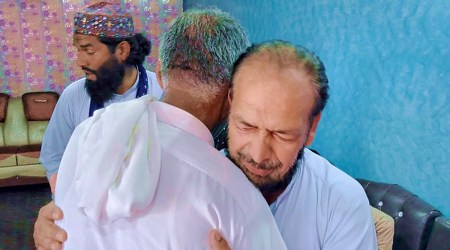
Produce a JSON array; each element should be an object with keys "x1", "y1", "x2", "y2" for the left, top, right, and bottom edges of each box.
[
  {"x1": 40, "y1": 2, "x2": 163, "y2": 193},
  {"x1": 34, "y1": 8, "x2": 285, "y2": 250}
]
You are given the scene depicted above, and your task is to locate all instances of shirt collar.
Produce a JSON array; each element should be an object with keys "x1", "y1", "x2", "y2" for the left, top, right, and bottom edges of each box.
[
  {"x1": 112, "y1": 66, "x2": 139, "y2": 98},
  {"x1": 270, "y1": 157, "x2": 303, "y2": 213},
  {"x1": 151, "y1": 101, "x2": 214, "y2": 146}
]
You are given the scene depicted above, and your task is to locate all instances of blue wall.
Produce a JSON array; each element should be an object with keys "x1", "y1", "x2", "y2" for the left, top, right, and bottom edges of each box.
[{"x1": 185, "y1": 0, "x2": 450, "y2": 216}]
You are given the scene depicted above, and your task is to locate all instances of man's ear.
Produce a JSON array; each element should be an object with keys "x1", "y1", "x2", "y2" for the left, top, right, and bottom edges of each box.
[
  {"x1": 227, "y1": 88, "x2": 233, "y2": 105},
  {"x1": 219, "y1": 87, "x2": 231, "y2": 121},
  {"x1": 305, "y1": 113, "x2": 322, "y2": 146},
  {"x1": 115, "y1": 41, "x2": 131, "y2": 62},
  {"x1": 155, "y1": 61, "x2": 164, "y2": 90}
]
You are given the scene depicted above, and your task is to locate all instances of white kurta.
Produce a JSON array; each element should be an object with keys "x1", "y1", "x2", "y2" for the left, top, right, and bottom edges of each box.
[
  {"x1": 270, "y1": 149, "x2": 378, "y2": 249},
  {"x1": 55, "y1": 96, "x2": 286, "y2": 250}
]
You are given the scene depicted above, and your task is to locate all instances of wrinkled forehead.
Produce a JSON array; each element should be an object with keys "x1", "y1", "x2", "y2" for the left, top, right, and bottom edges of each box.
[
  {"x1": 232, "y1": 55, "x2": 317, "y2": 114},
  {"x1": 234, "y1": 53, "x2": 313, "y2": 86}
]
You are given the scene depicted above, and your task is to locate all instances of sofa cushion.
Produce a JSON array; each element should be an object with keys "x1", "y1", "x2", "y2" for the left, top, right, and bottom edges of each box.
[
  {"x1": 0, "y1": 93, "x2": 10, "y2": 147},
  {"x1": 16, "y1": 144, "x2": 41, "y2": 165},
  {"x1": 3, "y1": 98, "x2": 28, "y2": 146},
  {"x1": 0, "y1": 93, "x2": 9, "y2": 123},
  {"x1": 0, "y1": 146, "x2": 18, "y2": 168},
  {"x1": 22, "y1": 92, "x2": 59, "y2": 121},
  {"x1": 28, "y1": 121, "x2": 50, "y2": 145},
  {"x1": 0, "y1": 164, "x2": 46, "y2": 180}
]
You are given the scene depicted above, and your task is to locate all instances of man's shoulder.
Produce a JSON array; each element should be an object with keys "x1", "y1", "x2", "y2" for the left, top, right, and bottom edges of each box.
[
  {"x1": 302, "y1": 149, "x2": 366, "y2": 200},
  {"x1": 172, "y1": 143, "x2": 266, "y2": 214},
  {"x1": 60, "y1": 78, "x2": 88, "y2": 99},
  {"x1": 106, "y1": 94, "x2": 154, "y2": 111}
]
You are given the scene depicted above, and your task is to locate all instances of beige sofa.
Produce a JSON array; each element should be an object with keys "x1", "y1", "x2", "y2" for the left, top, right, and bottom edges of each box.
[{"x1": 0, "y1": 92, "x2": 58, "y2": 187}]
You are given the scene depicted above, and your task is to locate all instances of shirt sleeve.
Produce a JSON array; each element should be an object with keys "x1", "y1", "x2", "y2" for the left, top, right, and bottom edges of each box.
[
  {"x1": 323, "y1": 185, "x2": 378, "y2": 250},
  {"x1": 40, "y1": 88, "x2": 76, "y2": 178}
]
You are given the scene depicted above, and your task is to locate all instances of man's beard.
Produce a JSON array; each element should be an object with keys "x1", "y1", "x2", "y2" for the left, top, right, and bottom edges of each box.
[
  {"x1": 84, "y1": 56, "x2": 125, "y2": 104},
  {"x1": 227, "y1": 146, "x2": 304, "y2": 194}
]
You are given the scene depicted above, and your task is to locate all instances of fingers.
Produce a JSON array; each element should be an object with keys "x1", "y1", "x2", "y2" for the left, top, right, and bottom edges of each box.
[
  {"x1": 49, "y1": 174, "x2": 58, "y2": 194},
  {"x1": 210, "y1": 229, "x2": 231, "y2": 250},
  {"x1": 40, "y1": 201, "x2": 63, "y2": 220},
  {"x1": 34, "y1": 201, "x2": 67, "y2": 250}
]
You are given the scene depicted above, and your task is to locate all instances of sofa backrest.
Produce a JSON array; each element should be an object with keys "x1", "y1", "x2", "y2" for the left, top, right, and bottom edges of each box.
[
  {"x1": 357, "y1": 178, "x2": 442, "y2": 250},
  {"x1": 22, "y1": 92, "x2": 59, "y2": 144},
  {"x1": 3, "y1": 98, "x2": 28, "y2": 146},
  {"x1": 0, "y1": 93, "x2": 10, "y2": 146}
]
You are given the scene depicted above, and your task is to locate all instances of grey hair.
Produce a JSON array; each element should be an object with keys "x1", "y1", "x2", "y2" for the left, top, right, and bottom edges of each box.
[{"x1": 159, "y1": 8, "x2": 250, "y2": 95}]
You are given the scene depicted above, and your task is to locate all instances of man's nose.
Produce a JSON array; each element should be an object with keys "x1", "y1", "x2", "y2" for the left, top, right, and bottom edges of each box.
[
  {"x1": 76, "y1": 53, "x2": 87, "y2": 68},
  {"x1": 248, "y1": 133, "x2": 273, "y2": 164}
]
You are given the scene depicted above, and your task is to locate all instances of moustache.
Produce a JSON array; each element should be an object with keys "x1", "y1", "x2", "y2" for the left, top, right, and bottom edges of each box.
[
  {"x1": 237, "y1": 151, "x2": 282, "y2": 170},
  {"x1": 81, "y1": 67, "x2": 96, "y2": 75}
]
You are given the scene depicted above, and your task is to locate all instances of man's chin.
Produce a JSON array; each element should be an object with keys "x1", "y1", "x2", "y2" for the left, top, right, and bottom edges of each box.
[
  {"x1": 244, "y1": 163, "x2": 274, "y2": 177},
  {"x1": 242, "y1": 168, "x2": 274, "y2": 188}
]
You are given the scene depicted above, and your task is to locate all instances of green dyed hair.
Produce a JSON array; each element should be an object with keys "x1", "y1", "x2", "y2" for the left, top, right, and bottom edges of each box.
[
  {"x1": 232, "y1": 40, "x2": 329, "y2": 118},
  {"x1": 159, "y1": 8, "x2": 249, "y2": 86}
]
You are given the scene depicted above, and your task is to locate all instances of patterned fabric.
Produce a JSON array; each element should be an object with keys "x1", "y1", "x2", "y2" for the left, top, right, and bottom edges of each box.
[
  {"x1": 0, "y1": 0, "x2": 182, "y2": 97},
  {"x1": 74, "y1": 2, "x2": 134, "y2": 38}
]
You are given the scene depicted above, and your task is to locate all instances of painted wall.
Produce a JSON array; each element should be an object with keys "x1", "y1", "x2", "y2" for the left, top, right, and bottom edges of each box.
[{"x1": 184, "y1": 0, "x2": 450, "y2": 216}]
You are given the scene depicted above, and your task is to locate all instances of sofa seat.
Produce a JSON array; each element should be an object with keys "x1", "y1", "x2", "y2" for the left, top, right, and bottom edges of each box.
[{"x1": 0, "y1": 164, "x2": 46, "y2": 179}]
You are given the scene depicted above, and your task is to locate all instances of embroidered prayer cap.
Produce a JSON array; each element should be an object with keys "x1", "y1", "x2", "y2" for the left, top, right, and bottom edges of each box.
[{"x1": 73, "y1": 2, "x2": 134, "y2": 38}]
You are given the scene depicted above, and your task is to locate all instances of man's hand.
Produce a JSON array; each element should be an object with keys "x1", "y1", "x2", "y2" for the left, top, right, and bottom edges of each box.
[
  {"x1": 209, "y1": 229, "x2": 231, "y2": 250},
  {"x1": 34, "y1": 201, "x2": 67, "y2": 250}
]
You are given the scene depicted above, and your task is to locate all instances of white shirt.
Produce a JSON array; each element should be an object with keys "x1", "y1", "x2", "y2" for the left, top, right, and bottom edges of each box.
[
  {"x1": 55, "y1": 96, "x2": 286, "y2": 250},
  {"x1": 270, "y1": 148, "x2": 378, "y2": 249}
]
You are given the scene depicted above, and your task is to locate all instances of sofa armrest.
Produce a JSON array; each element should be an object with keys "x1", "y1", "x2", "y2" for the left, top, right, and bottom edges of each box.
[
  {"x1": 357, "y1": 178, "x2": 442, "y2": 250},
  {"x1": 426, "y1": 216, "x2": 450, "y2": 250}
]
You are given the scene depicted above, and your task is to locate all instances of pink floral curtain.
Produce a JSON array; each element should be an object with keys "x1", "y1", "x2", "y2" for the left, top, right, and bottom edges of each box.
[{"x1": 0, "y1": 0, "x2": 182, "y2": 97}]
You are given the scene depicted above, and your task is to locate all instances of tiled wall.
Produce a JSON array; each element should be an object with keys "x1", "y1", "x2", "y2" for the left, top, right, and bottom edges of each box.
[{"x1": 185, "y1": 0, "x2": 450, "y2": 216}]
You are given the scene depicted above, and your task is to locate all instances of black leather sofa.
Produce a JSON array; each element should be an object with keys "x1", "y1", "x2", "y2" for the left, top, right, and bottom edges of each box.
[{"x1": 357, "y1": 179, "x2": 450, "y2": 250}]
